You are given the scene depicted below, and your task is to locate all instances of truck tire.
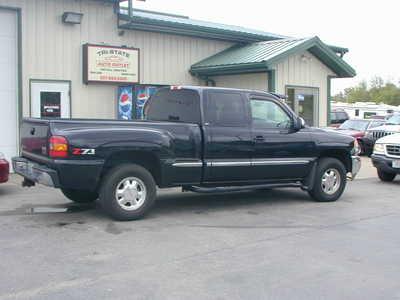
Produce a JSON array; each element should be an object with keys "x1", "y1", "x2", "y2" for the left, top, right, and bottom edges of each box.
[
  {"x1": 61, "y1": 188, "x2": 98, "y2": 203},
  {"x1": 99, "y1": 164, "x2": 157, "y2": 221},
  {"x1": 308, "y1": 158, "x2": 347, "y2": 202},
  {"x1": 377, "y1": 169, "x2": 396, "y2": 182}
]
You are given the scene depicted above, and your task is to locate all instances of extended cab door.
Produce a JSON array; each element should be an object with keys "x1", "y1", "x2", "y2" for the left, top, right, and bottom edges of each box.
[
  {"x1": 248, "y1": 96, "x2": 316, "y2": 180},
  {"x1": 202, "y1": 90, "x2": 253, "y2": 183}
]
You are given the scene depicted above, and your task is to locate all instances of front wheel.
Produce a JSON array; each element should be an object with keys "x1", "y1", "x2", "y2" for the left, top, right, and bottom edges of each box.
[
  {"x1": 61, "y1": 188, "x2": 98, "y2": 203},
  {"x1": 308, "y1": 158, "x2": 347, "y2": 202},
  {"x1": 377, "y1": 169, "x2": 396, "y2": 182},
  {"x1": 99, "y1": 164, "x2": 157, "y2": 221}
]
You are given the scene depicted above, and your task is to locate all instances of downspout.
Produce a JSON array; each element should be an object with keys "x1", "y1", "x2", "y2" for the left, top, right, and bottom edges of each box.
[
  {"x1": 267, "y1": 69, "x2": 276, "y2": 93},
  {"x1": 114, "y1": 0, "x2": 133, "y2": 17},
  {"x1": 191, "y1": 71, "x2": 215, "y2": 87},
  {"x1": 205, "y1": 77, "x2": 216, "y2": 87},
  {"x1": 327, "y1": 75, "x2": 334, "y2": 126}
]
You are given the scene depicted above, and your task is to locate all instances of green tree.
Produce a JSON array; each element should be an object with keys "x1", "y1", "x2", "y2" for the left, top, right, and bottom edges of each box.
[
  {"x1": 333, "y1": 78, "x2": 400, "y2": 106},
  {"x1": 344, "y1": 81, "x2": 370, "y2": 103}
]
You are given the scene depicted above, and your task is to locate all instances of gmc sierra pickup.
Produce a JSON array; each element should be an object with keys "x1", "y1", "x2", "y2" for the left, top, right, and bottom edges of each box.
[{"x1": 13, "y1": 86, "x2": 361, "y2": 220}]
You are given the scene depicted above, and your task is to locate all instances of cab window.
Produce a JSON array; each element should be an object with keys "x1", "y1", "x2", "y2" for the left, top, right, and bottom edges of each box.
[
  {"x1": 250, "y1": 99, "x2": 291, "y2": 128},
  {"x1": 204, "y1": 92, "x2": 247, "y2": 127},
  {"x1": 146, "y1": 89, "x2": 201, "y2": 123}
]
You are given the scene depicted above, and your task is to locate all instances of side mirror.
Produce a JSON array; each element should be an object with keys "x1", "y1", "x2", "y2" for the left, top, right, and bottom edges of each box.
[
  {"x1": 293, "y1": 117, "x2": 305, "y2": 130},
  {"x1": 299, "y1": 117, "x2": 306, "y2": 128}
]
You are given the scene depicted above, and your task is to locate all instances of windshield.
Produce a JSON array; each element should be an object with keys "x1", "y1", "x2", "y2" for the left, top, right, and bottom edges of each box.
[
  {"x1": 386, "y1": 114, "x2": 400, "y2": 125},
  {"x1": 339, "y1": 120, "x2": 369, "y2": 131}
]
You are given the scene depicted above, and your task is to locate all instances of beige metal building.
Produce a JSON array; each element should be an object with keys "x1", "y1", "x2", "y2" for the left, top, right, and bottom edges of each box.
[{"x1": 0, "y1": 0, "x2": 355, "y2": 162}]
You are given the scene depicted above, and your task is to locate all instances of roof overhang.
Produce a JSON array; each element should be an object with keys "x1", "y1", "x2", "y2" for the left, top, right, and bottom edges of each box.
[
  {"x1": 190, "y1": 37, "x2": 356, "y2": 78},
  {"x1": 118, "y1": 13, "x2": 283, "y2": 43},
  {"x1": 190, "y1": 62, "x2": 270, "y2": 77},
  {"x1": 112, "y1": 4, "x2": 349, "y2": 55}
]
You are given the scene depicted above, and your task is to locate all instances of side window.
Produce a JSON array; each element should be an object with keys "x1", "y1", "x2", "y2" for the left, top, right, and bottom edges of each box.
[
  {"x1": 205, "y1": 92, "x2": 247, "y2": 127},
  {"x1": 250, "y1": 99, "x2": 291, "y2": 128},
  {"x1": 145, "y1": 89, "x2": 201, "y2": 123}
]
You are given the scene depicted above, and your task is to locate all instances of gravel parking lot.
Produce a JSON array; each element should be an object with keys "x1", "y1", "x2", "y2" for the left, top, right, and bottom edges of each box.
[{"x1": 0, "y1": 157, "x2": 399, "y2": 300}]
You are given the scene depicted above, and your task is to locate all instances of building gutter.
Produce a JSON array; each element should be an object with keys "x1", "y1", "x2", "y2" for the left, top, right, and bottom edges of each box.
[{"x1": 190, "y1": 62, "x2": 269, "y2": 76}]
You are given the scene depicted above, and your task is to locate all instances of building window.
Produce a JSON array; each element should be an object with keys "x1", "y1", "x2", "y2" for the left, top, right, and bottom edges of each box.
[{"x1": 286, "y1": 86, "x2": 319, "y2": 126}]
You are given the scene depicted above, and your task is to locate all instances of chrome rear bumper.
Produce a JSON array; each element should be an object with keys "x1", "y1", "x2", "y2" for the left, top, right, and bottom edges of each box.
[{"x1": 12, "y1": 157, "x2": 59, "y2": 188}]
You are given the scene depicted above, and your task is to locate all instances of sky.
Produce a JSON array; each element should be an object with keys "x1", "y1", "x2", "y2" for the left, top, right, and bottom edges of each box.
[{"x1": 131, "y1": 0, "x2": 400, "y2": 95}]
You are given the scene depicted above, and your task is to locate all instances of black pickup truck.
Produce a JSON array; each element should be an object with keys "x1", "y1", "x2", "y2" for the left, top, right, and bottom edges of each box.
[{"x1": 13, "y1": 86, "x2": 361, "y2": 220}]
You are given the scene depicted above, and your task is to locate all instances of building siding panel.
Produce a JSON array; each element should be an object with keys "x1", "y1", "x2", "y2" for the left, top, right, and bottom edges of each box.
[
  {"x1": 212, "y1": 73, "x2": 268, "y2": 91},
  {"x1": 0, "y1": 0, "x2": 233, "y2": 118},
  {"x1": 273, "y1": 50, "x2": 336, "y2": 126}
]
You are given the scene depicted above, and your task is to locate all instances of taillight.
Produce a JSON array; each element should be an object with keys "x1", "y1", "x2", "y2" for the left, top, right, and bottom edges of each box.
[{"x1": 49, "y1": 136, "x2": 68, "y2": 158}]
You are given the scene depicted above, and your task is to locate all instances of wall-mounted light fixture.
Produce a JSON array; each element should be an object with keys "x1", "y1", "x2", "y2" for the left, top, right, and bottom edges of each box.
[
  {"x1": 300, "y1": 54, "x2": 312, "y2": 63},
  {"x1": 62, "y1": 12, "x2": 84, "y2": 24}
]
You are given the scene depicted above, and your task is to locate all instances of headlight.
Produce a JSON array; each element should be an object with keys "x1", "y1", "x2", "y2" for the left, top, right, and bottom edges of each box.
[{"x1": 373, "y1": 143, "x2": 385, "y2": 154}]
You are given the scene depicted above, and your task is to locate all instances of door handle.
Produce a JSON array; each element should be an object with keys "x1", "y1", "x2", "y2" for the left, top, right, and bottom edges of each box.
[{"x1": 254, "y1": 135, "x2": 265, "y2": 142}]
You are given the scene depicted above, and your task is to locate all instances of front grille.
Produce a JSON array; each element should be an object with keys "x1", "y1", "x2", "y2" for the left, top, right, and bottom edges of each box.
[
  {"x1": 371, "y1": 131, "x2": 395, "y2": 141},
  {"x1": 386, "y1": 145, "x2": 400, "y2": 157}
]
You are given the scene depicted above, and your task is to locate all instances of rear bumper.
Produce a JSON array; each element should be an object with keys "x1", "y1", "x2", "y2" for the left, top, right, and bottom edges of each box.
[
  {"x1": 371, "y1": 154, "x2": 400, "y2": 174},
  {"x1": 12, "y1": 156, "x2": 105, "y2": 190},
  {"x1": 12, "y1": 157, "x2": 60, "y2": 187}
]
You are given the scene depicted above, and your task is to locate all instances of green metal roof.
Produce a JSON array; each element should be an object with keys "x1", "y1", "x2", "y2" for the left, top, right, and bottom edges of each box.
[
  {"x1": 190, "y1": 37, "x2": 356, "y2": 78},
  {"x1": 118, "y1": 8, "x2": 287, "y2": 42}
]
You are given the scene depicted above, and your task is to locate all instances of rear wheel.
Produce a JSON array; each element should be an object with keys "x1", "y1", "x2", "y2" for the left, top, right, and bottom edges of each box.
[
  {"x1": 308, "y1": 158, "x2": 347, "y2": 202},
  {"x1": 377, "y1": 169, "x2": 396, "y2": 182},
  {"x1": 99, "y1": 164, "x2": 157, "y2": 221},
  {"x1": 61, "y1": 188, "x2": 98, "y2": 203}
]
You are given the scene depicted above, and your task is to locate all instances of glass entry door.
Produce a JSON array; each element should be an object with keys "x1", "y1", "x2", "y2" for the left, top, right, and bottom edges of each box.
[
  {"x1": 286, "y1": 86, "x2": 319, "y2": 126},
  {"x1": 31, "y1": 81, "x2": 70, "y2": 118}
]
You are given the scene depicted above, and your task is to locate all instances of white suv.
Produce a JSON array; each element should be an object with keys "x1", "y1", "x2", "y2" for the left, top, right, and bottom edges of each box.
[{"x1": 371, "y1": 133, "x2": 400, "y2": 182}]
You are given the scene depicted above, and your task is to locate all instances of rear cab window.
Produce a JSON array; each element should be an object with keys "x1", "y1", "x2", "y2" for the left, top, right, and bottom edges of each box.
[{"x1": 145, "y1": 88, "x2": 201, "y2": 123}]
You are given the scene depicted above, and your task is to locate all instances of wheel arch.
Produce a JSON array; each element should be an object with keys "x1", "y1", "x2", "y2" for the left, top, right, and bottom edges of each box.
[
  {"x1": 319, "y1": 149, "x2": 352, "y2": 173},
  {"x1": 100, "y1": 150, "x2": 163, "y2": 187}
]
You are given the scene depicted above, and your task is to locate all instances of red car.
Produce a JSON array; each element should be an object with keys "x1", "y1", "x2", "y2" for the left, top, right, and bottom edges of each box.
[
  {"x1": 335, "y1": 119, "x2": 386, "y2": 154},
  {"x1": 0, "y1": 152, "x2": 9, "y2": 183}
]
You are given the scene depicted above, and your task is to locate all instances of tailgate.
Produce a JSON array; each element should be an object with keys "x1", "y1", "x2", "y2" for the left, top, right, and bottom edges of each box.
[{"x1": 21, "y1": 119, "x2": 51, "y2": 158}]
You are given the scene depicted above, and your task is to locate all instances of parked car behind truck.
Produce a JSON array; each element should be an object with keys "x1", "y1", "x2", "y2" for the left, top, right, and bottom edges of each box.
[
  {"x1": 335, "y1": 119, "x2": 386, "y2": 155},
  {"x1": 372, "y1": 133, "x2": 400, "y2": 182},
  {"x1": 363, "y1": 113, "x2": 400, "y2": 155},
  {"x1": 0, "y1": 152, "x2": 9, "y2": 183},
  {"x1": 330, "y1": 108, "x2": 350, "y2": 128},
  {"x1": 13, "y1": 86, "x2": 361, "y2": 221}
]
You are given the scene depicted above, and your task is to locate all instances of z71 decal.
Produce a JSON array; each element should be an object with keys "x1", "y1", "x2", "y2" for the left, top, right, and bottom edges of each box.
[{"x1": 72, "y1": 148, "x2": 96, "y2": 155}]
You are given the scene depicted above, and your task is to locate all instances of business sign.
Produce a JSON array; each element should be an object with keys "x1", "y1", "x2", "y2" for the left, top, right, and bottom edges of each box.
[{"x1": 83, "y1": 44, "x2": 139, "y2": 84}]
